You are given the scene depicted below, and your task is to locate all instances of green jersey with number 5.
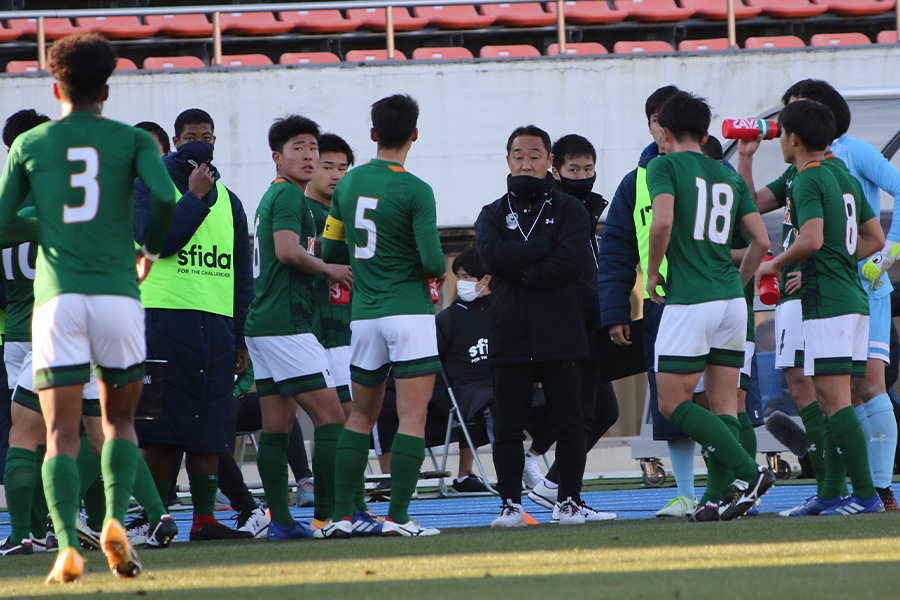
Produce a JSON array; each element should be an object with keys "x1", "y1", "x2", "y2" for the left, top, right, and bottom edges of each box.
[
  {"x1": 788, "y1": 160, "x2": 873, "y2": 320},
  {"x1": 324, "y1": 159, "x2": 445, "y2": 320},
  {"x1": 0, "y1": 111, "x2": 175, "y2": 308},
  {"x1": 646, "y1": 151, "x2": 758, "y2": 305}
]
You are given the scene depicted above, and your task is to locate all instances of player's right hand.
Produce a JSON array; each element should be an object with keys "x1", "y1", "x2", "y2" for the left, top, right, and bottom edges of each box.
[
  {"x1": 325, "y1": 264, "x2": 353, "y2": 289},
  {"x1": 609, "y1": 323, "x2": 632, "y2": 346},
  {"x1": 136, "y1": 251, "x2": 153, "y2": 284},
  {"x1": 646, "y1": 272, "x2": 665, "y2": 304},
  {"x1": 188, "y1": 162, "x2": 215, "y2": 198},
  {"x1": 737, "y1": 135, "x2": 763, "y2": 157}
]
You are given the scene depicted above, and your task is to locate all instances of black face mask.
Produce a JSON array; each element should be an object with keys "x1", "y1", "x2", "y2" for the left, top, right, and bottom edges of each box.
[
  {"x1": 507, "y1": 173, "x2": 552, "y2": 205},
  {"x1": 556, "y1": 174, "x2": 597, "y2": 202},
  {"x1": 173, "y1": 140, "x2": 215, "y2": 170}
]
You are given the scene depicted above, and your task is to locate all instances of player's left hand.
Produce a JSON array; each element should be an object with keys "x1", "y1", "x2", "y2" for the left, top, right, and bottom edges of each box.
[
  {"x1": 235, "y1": 348, "x2": 249, "y2": 374},
  {"x1": 136, "y1": 251, "x2": 153, "y2": 283},
  {"x1": 861, "y1": 241, "x2": 900, "y2": 288},
  {"x1": 433, "y1": 272, "x2": 448, "y2": 290},
  {"x1": 784, "y1": 271, "x2": 802, "y2": 295},
  {"x1": 646, "y1": 272, "x2": 665, "y2": 304},
  {"x1": 755, "y1": 259, "x2": 779, "y2": 283}
]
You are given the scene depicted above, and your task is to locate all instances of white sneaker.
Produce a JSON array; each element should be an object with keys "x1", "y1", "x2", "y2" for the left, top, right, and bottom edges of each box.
[
  {"x1": 75, "y1": 510, "x2": 101, "y2": 549},
  {"x1": 655, "y1": 496, "x2": 698, "y2": 518},
  {"x1": 491, "y1": 500, "x2": 527, "y2": 528},
  {"x1": 527, "y1": 479, "x2": 558, "y2": 510},
  {"x1": 579, "y1": 501, "x2": 617, "y2": 521},
  {"x1": 555, "y1": 497, "x2": 585, "y2": 525},
  {"x1": 236, "y1": 506, "x2": 270, "y2": 538},
  {"x1": 31, "y1": 531, "x2": 57, "y2": 552},
  {"x1": 523, "y1": 456, "x2": 544, "y2": 489},
  {"x1": 381, "y1": 518, "x2": 440, "y2": 536}
]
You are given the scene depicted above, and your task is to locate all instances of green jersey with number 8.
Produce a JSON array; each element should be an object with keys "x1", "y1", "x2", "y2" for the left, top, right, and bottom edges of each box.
[
  {"x1": 0, "y1": 111, "x2": 175, "y2": 308},
  {"x1": 322, "y1": 159, "x2": 445, "y2": 320},
  {"x1": 646, "y1": 151, "x2": 758, "y2": 305}
]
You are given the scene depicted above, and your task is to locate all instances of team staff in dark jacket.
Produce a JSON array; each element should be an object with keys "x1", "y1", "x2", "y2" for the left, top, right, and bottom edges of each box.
[
  {"x1": 134, "y1": 108, "x2": 254, "y2": 541},
  {"x1": 476, "y1": 125, "x2": 591, "y2": 527}
]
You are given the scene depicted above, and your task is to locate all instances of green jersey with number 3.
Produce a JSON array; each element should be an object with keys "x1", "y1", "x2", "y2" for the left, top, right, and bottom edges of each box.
[
  {"x1": 646, "y1": 151, "x2": 758, "y2": 305},
  {"x1": 0, "y1": 111, "x2": 175, "y2": 308},
  {"x1": 309, "y1": 198, "x2": 351, "y2": 348},
  {"x1": 323, "y1": 159, "x2": 445, "y2": 321}
]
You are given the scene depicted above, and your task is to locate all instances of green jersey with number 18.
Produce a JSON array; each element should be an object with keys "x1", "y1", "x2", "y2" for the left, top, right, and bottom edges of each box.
[
  {"x1": 322, "y1": 159, "x2": 445, "y2": 321},
  {"x1": 0, "y1": 111, "x2": 175, "y2": 308},
  {"x1": 646, "y1": 151, "x2": 758, "y2": 305}
]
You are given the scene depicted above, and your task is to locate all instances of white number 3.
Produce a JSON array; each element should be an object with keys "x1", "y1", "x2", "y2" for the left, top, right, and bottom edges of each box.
[{"x1": 65, "y1": 147, "x2": 99, "y2": 224}]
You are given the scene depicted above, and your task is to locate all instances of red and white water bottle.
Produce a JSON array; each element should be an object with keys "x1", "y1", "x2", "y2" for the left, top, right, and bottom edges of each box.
[
  {"x1": 329, "y1": 281, "x2": 350, "y2": 305},
  {"x1": 426, "y1": 276, "x2": 440, "y2": 304},
  {"x1": 722, "y1": 118, "x2": 780, "y2": 140},
  {"x1": 758, "y1": 254, "x2": 780, "y2": 306}
]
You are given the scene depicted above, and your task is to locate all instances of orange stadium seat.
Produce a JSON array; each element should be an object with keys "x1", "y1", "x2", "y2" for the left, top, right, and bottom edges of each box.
[
  {"x1": 219, "y1": 12, "x2": 293, "y2": 35},
  {"x1": 143, "y1": 56, "x2": 206, "y2": 70},
  {"x1": 412, "y1": 46, "x2": 475, "y2": 59},
  {"x1": 6, "y1": 60, "x2": 39, "y2": 73},
  {"x1": 613, "y1": 1, "x2": 694, "y2": 21},
  {"x1": 0, "y1": 22, "x2": 24, "y2": 41},
  {"x1": 347, "y1": 7, "x2": 429, "y2": 31},
  {"x1": 215, "y1": 54, "x2": 273, "y2": 67},
  {"x1": 279, "y1": 52, "x2": 341, "y2": 64},
  {"x1": 744, "y1": 0, "x2": 828, "y2": 17},
  {"x1": 678, "y1": 37, "x2": 731, "y2": 50},
  {"x1": 145, "y1": 14, "x2": 213, "y2": 37},
  {"x1": 8, "y1": 18, "x2": 87, "y2": 40},
  {"x1": 75, "y1": 16, "x2": 159, "y2": 39},
  {"x1": 810, "y1": 32, "x2": 871, "y2": 45},
  {"x1": 546, "y1": 42, "x2": 608, "y2": 55},
  {"x1": 116, "y1": 58, "x2": 138, "y2": 70},
  {"x1": 876, "y1": 30, "x2": 898, "y2": 43},
  {"x1": 277, "y1": 10, "x2": 363, "y2": 33},
  {"x1": 744, "y1": 35, "x2": 806, "y2": 48},
  {"x1": 480, "y1": 3, "x2": 557, "y2": 26},
  {"x1": 545, "y1": 2, "x2": 628, "y2": 24},
  {"x1": 413, "y1": 6, "x2": 496, "y2": 28},
  {"x1": 680, "y1": 0, "x2": 762, "y2": 19},
  {"x1": 811, "y1": 0, "x2": 895, "y2": 15},
  {"x1": 612, "y1": 40, "x2": 674, "y2": 53},
  {"x1": 480, "y1": 44, "x2": 542, "y2": 58},
  {"x1": 344, "y1": 49, "x2": 408, "y2": 61}
]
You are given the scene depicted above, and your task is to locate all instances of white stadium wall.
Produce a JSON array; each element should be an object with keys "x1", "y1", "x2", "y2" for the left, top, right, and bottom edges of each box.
[{"x1": 2, "y1": 45, "x2": 898, "y2": 228}]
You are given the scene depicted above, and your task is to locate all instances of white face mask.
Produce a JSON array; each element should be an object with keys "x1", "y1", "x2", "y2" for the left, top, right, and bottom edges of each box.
[{"x1": 456, "y1": 279, "x2": 481, "y2": 302}]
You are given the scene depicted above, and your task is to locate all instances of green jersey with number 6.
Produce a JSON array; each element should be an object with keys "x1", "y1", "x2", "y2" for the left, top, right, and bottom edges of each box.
[
  {"x1": 646, "y1": 151, "x2": 758, "y2": 305},
  {"x1": 0, "y1": 111, "x2": 175, "y2": 308},
  {"x1": 788, "y1": 160, "x2": 873, "y2": 320},
  {"x1": 246, "y1": 179, "x2": 318, "y2": 337},
  {"x1": 322, "y1": 159, "x2": 445, "y2": 320}
]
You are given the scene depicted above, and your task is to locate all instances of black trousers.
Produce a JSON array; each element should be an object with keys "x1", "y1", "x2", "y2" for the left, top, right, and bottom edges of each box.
[{"x1": 491, "y1": 361, "x2": 584, "y2": 503}]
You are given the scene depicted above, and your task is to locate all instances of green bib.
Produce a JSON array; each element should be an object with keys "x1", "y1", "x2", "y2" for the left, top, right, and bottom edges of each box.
[
  {"x1": 633, "y1": 166, "x2": 668, "y2": 300},
  {"x1": 140, "y1": 181, "x2": 234, "y2": 317}
]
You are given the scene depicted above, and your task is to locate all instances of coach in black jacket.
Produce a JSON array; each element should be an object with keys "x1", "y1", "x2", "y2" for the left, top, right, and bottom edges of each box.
[{"x1": 475, "y1": 125, "x2": 591, "y2": 526}]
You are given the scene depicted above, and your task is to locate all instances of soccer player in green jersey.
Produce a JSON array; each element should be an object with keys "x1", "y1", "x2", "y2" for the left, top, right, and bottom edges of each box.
[
  {"x1": 245, "y1": 115, "x2": 351, "y2": 540},
  {"x1": 321, "y1": 94, "x2": 446, "y2": 537},
  {"x1": 645, "y1": 92, "x2": 774, "y2": 521},
  {"x1": 0, "y1": 34, "x2": 175, "y2": 583},
  {"x1": 757, "y1": 100, "x2": 885, "y2": 514}
]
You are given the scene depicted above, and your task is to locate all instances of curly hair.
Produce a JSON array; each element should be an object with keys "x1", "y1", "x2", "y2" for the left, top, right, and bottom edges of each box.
[{"x1": 47, "y1": 33, "x2": 117, "y2": 104}]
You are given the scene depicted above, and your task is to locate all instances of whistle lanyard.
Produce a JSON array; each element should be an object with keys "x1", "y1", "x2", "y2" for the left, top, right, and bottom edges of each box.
[{"x1": 507, "y1": 195, "x2": 550, "y2": 242}]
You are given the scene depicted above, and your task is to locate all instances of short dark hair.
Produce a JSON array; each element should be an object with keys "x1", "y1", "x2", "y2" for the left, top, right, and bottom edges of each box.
[
  {"x1": 645, "y1": 85, "x2": 680, "y2": 120},
  {"x1": 656, "y1": 91, "x2": 711, "y2": 143},
  {"x1": 268, "y1": 115, "x2": 320, "y2": 153},
  {"x1": 452, "y1": 247, "x2": 488, "y2": 281},
  {"x1": 700, "y1": 134, "x2": 723, "y2": 161},
  {"x1": 551, "y1": 134, "x2": 596, "y2": 170},
  {"x1": 134, "y1": 121, "x2": 170, "y2": 154},
  {"x1": 783, "y1": 79, "x2": 851, "y2": 138},
  {"x1": 506, "y1": 125, "x2": 551, "y2": 155},
  {"x1": 778, "y1": 99, "x2": 835, "y2": 152},
  {"x1": 318, "y1": 133, "x2": 355, "y2": 166},
  {"x1": 174, "y1": 108, "x2": 214, "y2": 138},
  {"x1": 371, "y1": 94, "x2": 418, "y2": 149},
  {"x1": 46, "y1": 33, "x2": 117, "y2": 104},
  {"x1": 3, "y1": 109, "x2": 50, "y2": 149}
]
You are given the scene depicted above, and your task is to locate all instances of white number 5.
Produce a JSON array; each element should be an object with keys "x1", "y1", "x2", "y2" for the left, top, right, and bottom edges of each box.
[
  {"x1": 65, "y1": 147, "x2": 99, "y2": 224},
  {"x1": 354, "y1": 196, "x2": 378, "y2": 259}
]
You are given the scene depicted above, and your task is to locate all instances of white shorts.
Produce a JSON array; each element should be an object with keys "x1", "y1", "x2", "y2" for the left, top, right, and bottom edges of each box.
[
  {"x1": 775, "y1": 299, "x2": 804, "y2": 369},
  {"x1": 246, "y1": 333, "x2": 334, "y2": 397},
  {"x1": 4, "y1": 340, "x2": 30, "y2": 390},
  {"x1": 802, "y1": 314, "x2": 868, "y2": 377},
  {"x1": 32, "y1": 294, "x2": 145, "y2": 390},
  {"x1": 12, "y1": 350, "x2": 101, "y2": 414},
  {"x1": 326, "y1": 345, "x2": 353, "y2": 402},
  {"x1": 692, "y1": 341, "x2": 755, "y2": 394},
  {"x1": 350, "y1": 315, "x2": 441, "y2": 385},
  {"x1": 655, "y1": 298, "x2": 746, "y2": 374}
]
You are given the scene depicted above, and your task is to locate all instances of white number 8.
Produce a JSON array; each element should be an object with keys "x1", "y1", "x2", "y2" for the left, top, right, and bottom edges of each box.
[
  {"x1": 843, "y1": 193, "x2": 858, "y2": 255},
  {"x1": 65, "y1": 147, "x2": 100, "y2": 224}
]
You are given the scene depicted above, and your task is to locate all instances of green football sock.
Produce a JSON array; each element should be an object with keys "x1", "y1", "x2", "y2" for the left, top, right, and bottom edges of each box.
[
  {"x1": 82, "y1": 475, "x2": 105, "y2": 531},
  {"x1": 312, "y1": 423, "x2": 343, "y2": 522},
  {"x1": 133, "y1": 455, "x2": 166, "y2": 526},
  {"x1": 354, "y1": 475, "x2": 368, "y2": 513},
  {"x1": 76, "y1": 434, "x2": 101, "y2": 497},
  {"x1": 669, "y1": 401, "x2": 759, "y2": 483},
  {"x1": 257, "y1": 431, "x2": 293, "y2": 526},
  {"x1": 737, "y1": 412, "x2": 757, "y2": 458},
  {"x1": 700, "y1": 415, "x2": 741, "y2": 506},
  {"x1": 5, "y1": 447, "x2": 39, "y2": 543},
  {"x1": 388, "y1": 434, "x2": 425, "y2": 524},
  {"x1": 101, "y1": 439, "x2": 139, "y2": 526},
  {"x1": 43, "y1": 455, "x2": 81, "y2": 553},
  {"x1": 820, "y1": 423, "x2": 846, "y2": 501},
  {"x1": 799, "y1": 402, "x2": 827, "y2": 495},
  {"x1": 188, "y1": 472, "x2": 218, "y2": 518},
  {"x1": 828, "y1": 406, "x2": 876, "y2": 501},
  {"x1": 333, "y1": 429, "x2": 370, "y2": 521},
  {"x1": 31, "y1": 445, "x2": 48, "y2": 538}
]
